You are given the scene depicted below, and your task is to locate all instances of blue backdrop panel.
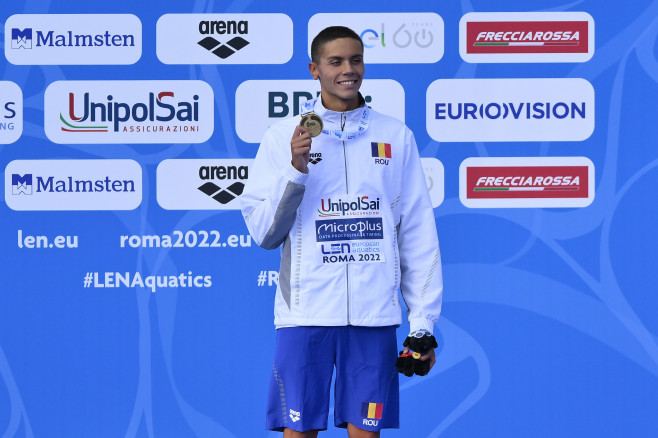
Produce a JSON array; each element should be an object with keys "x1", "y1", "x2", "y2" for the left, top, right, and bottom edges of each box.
[{"x1": 1, "y1": 0, "x2": 657, "y2": 437}]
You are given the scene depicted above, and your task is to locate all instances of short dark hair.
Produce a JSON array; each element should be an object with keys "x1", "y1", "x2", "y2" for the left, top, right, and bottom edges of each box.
[{"x1": 310, "y1": 26, "x2": 363, "y2": 63}]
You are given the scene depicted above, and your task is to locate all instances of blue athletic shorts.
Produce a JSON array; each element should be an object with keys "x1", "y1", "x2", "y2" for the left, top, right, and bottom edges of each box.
[{"x1": 266, "y1": 325, "x2": 399, "y2": 432}]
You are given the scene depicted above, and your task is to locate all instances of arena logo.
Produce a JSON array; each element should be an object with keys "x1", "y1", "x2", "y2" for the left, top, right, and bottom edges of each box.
[
  {"x1": 459, "y1": 157, "x2": 594, "y2": 208},
  {"x1": 460, "y1": 12, "x2": 594, "y2": 63},
  {"x1": 197, "y1": 164, "x2": 248, "y2": 205},
  {"x1": 156, "y1": 14, "x2": 292, "y2": 64},
  {"x1": 235, "y1": 79, "x2": 405, "y2": 143},
  {"x1": 309, "y1": 13, "x2": 444, "y2": 63},
  {"x1": 197, "y1": 20, "x2": 249, "y2": 59},
  {"x1": 0, "y1": 81, "x2": 23, "y2": 144},
  {"x1": 156, "y1": 159, "x2": 253, "y2": 210},
  {"x1": 4, "y1": 14, "x2": 142, "y2": 65},
  {"x1": 309, "y1": 153, "x2": 323, "y2": 165},
  {"x1": 5, "y1": 159, "x2": 142, "y2": 211},
  {"x1": 426, "y1": 78, "x2": 594, "y2": 142},
  {"x1": 44, "y1": 80, "x2": 213, "y2": 144}
]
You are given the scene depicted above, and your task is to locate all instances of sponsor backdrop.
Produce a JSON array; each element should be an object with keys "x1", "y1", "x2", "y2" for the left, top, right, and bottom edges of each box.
[{"x1": 0, "y1": 0, "x2": 656, "y2": 437}]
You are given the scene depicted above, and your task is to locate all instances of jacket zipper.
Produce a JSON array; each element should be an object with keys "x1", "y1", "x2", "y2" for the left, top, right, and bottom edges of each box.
[{"x1": 341, "y1": 111, "x2": 351, "y2": 325}]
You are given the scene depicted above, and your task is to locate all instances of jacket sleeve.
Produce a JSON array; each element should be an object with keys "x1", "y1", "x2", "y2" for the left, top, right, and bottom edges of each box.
[
  {"x1": 241, "y1": 127, "x2": 308, "y2": 250},
  {"x1": 397, "y1": 129, "x2": 443, "y2": 334}
]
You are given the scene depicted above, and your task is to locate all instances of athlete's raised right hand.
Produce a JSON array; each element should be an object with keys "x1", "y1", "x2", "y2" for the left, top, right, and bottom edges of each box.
[{"x1": 290, "y1": 125, "x2": 311, "y2": 174}]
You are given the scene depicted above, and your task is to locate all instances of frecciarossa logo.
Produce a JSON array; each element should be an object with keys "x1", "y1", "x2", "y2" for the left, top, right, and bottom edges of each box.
[
  {"x1": 44, "y1": 80, "x2": 214, "y2": 144},
  {"x1": 467, "y1": 21, "x2": 588, "y2": 54},
  {"x1": 459, "y1": 157, "x2": 595, "y2": 208},
  {"x1": 459, "y1": 12, "x2": 594, "y2": 63}
]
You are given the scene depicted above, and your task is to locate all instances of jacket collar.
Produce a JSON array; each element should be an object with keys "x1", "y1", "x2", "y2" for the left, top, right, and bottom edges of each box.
[{"x1": 300, "y1": 94, "x2": 370, "y2": 140}]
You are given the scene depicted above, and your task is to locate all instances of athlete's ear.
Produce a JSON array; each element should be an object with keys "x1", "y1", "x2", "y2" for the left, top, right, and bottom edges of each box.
[{"x1": 309, "y1": 62, "x2": 319, "y2": 80}]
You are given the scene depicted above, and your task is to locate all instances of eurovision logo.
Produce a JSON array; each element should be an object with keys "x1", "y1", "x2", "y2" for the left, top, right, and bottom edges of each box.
[
  {"x1": 5, "y1": 159, "x2": 142, "y2": 211},
  {"x1": 44, "y1": 80, "x2": 213, "y2": 144},
  {"x1": 4, "y1": 14, "x2": 142, "y2": 65},
  {"x1": 459, "y1": 12, "x2": 594, "y2": 63},
  {"x1": 426, "y1": 78, "x2": 594, "y2": 142},
  {"x1": 0, "y1": 81, "x2": 22, "y2": 144},
  {"x1": 156, "y1": 14, "x2": 292, "y2": 64},
  {"x1": 459, "y1": 157, "x2": 594, "y2": 208},
  {"x1": 235, "y1": 79, "x2": 405, "y2": 143},
  {"x1": 156, "y1": 159, "x2": 252, "y2": 210},
  {"x1": 309, "y1": 13, "x2": 444, "y2": 63}
]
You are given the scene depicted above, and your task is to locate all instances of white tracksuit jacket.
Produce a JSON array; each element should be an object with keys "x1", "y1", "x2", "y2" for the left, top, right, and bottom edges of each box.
[{"x1": 241, "y1": 97, "x2": 443, "y2": 333}]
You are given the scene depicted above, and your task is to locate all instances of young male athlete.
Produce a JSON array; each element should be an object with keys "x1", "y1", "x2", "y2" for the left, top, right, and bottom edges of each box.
[{"x1": 241, "y1": 26, "x2": 443, "y2": 438}]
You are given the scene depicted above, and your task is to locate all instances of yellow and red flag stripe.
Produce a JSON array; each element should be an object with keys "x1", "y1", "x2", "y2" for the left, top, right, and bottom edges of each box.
[
  {"x1": 371, "y1": 142, "x2": 392, "y2": 159},
  {"x1": 361, "y1": 402, "x2": 383, "y2": 419}
]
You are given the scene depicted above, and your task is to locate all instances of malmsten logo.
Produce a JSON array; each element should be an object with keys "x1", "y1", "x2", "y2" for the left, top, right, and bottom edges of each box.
[
  {"x1": 11, "y1": 27, "x2": 135, "y2": 49},
  {"x1": 197, "y1": 164, "x2": 248, "y2": 204},
  {"x1": 11, "y1": 173, "x2": 135, "y2": 194},
  {"x1": 197, "y1": 20, "x2": 249, "y2": 59}
]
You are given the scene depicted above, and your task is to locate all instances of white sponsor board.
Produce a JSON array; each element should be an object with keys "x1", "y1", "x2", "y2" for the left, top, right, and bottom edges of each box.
[
  {"x1": 157, "y1": 159, "x2": 252, "y2": 210},
  {"x1": 157, "y1": 14, "x2": 293, "y2": 64},
  {"x1": 421, "y1": 158, "x2": 444, "y2": 208},
  {"x1": 44, "y1": 80, "x2": 213, "y2": 144},
  {"x1": 5, "y1": 14, "x2": 141, "y2": 65},
  {"x1": 459, "y1": 156, "x2": 595, "y2": 208},
  {"x1": 426, "y1": 78, "x2": 594, "y2": 142},
  {"x1": 5, "y1": 159, "x2": 142, "y2": 211},
  {"x1": 0, "y1": 81, "x2": 22, "y2": 144},
  {"x1": 308, "y1": 13, "x2": 444, "y2": 63},
  {"x1": 459, "y1": 12, "x2": 594, "y2": 63},
  {"x1": 235, "y1": 79, "x2": 405, "y2": 143}
]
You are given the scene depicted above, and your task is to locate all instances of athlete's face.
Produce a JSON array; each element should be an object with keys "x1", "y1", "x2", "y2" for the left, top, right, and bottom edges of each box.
[{"x1": 309, "y1": 37, "x2": 364, "y2": 112}]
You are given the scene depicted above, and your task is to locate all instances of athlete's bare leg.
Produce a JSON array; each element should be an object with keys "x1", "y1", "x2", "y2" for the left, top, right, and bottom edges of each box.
[
  {"x1": 283, "y1": 428, "x2": 319, "y2": 438},
  {"x1": 347, "y1": 423, "x2": 380, "y2": 438}
]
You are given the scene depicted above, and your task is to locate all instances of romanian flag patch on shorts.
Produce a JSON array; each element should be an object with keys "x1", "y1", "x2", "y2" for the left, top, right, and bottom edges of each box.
[{"x1": 361, "y1": 402, "x2": 383, "y2": 419}]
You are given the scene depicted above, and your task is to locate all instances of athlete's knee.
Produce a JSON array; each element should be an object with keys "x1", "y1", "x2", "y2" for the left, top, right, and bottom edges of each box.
[
  {"x1": 346, "y1": 422, "x2": 380, "y2": 438},
  {"x1": 283, "y1": 427, "x2": 319, "y2": 438}
]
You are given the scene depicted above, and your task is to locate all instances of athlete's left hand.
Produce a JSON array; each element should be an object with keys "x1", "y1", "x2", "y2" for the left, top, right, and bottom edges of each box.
[{"x1": 399, "y1": 346, "x2": 435, "y2": 375}]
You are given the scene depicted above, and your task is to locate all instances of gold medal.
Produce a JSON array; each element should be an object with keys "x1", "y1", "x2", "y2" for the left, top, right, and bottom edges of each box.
[
  {"x1": 412, "y1": 352, "x2": 421, "y2": 359},
  {"x1": 299, "y1": 112, "x2": 323, "y2": 138}
]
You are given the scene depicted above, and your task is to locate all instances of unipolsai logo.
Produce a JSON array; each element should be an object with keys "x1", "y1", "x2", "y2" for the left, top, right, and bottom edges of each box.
[
  {"x1": 60, "y1": 90, "x2": 198, "y2": 133},
  {"x1": 44, "y1": 81, "x2": 213, "y2": 144}
]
